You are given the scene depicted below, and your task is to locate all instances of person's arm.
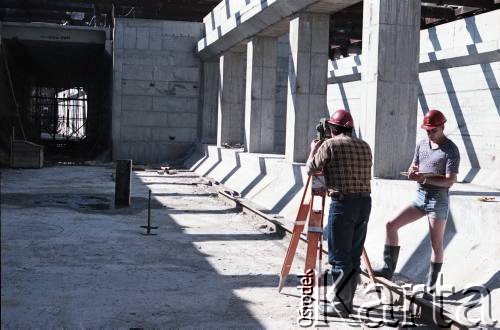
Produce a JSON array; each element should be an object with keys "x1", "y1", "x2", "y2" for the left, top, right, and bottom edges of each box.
[
  {"x1": 306, "y1": 140, "x2": 328, "y2": 175},
  {"x1": 407, "y1": 143, "x2": 420, "y2": 179},
  {"x1": 420, "y1": 173, "x2": 457, "y2": 187}
]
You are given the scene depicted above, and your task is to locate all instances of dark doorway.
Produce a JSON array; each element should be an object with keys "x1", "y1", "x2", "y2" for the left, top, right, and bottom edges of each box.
[{"x1": 0, "y1": 28, "x2": 111, "y2": 163}]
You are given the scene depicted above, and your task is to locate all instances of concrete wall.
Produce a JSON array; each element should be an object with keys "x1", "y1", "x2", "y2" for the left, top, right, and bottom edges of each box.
[
  {"x1": 112, "y1": 19, "x2": 203, "y2": 164},
  {"x1": 327, "y1": 10, "x2": 500, "y2": 188}
]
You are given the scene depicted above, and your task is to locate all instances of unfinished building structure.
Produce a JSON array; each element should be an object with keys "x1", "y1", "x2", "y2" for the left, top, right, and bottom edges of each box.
[{"x1": 1, "y1": 0, "x2": 499, "y2": 327}]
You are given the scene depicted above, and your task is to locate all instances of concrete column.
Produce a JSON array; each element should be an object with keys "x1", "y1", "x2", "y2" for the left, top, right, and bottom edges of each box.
[
  {"x1": 360, "y1": 0, "x2": 421, "y2": 177},
  {"x1": 217, "y1": 45, "x2": 247, "y2": 146},
  {"x1": 201, "y1": 60, "x2": 220, "y2": 144},
  {"x1": 244, "y1": 37, "x2": 277, "y2": 153},
  {"x1": 285, "y1": 13, "x2": 330, "y2": 163}
]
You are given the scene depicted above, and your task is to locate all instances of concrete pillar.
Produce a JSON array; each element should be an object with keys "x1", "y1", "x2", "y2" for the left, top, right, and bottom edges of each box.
[
  {"x1": 115, "y1": 159, "x2": 132, "y2": 207},
  {"x1": 285, "y1": 13, "x2": 330, "y2": 163},
  {"x1": 217, "y1": 45, "x2": 247, "y2": 146},
  {"x1": 360, "y1": 0, "x2": 421, "y2": 177},
  {"x1": 201, "y1": 60, "x2": 220, "y2": 144},
  {"x1": 244, "y1": 37, "x2": 277, "y2": 153}
]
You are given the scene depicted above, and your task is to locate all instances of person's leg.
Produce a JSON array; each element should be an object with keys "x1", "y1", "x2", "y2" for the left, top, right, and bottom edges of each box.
[
  {"x1": 425, "y1": 190, "x2": 449, "y2": 290},
  {"x1": 351, "y1": 197, "x2": 371, "y2": 272},
  {"x1": 373, "y1": 205, "x2": 424, "y2": 279},
  {"x1": 428, "y1": 217, "x2": 447, "y2": 263},
  {"x1": 426, "y1": 217, "x2": 447, "y2": 289},
  {"x1": 386, "y1": 205, "x2": 425, "y2": 246},
  {"x1": 327, "y1": 200, "x2": 354, "y2": 273},
  {"x1": 349, "y1": 197, "x2": 371, "y2": 311},
  {"x1": 322, "y1": 199, "x2": 356, "y2": 316}
]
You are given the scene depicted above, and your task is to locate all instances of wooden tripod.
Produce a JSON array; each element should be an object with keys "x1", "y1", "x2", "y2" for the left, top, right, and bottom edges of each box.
[{"x1": 278, "y1": 173, "x2": 376, "y2": 293}]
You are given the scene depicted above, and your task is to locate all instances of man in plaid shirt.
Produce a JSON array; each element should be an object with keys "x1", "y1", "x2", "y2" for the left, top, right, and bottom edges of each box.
[{"x1": 306, "y1": 109, "x2": 372, "y2": 317}]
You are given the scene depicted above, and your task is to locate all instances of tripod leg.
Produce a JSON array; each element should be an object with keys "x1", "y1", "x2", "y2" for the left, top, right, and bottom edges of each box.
[
  {"x1": 318, "y1": 196, "x2": 326, "y2": 287},
  {"x1": 362, "y1": 248, "x2": 377, "y2": 284},
  {"x1": 304, "y1": 198, "x2": 324, "y2": 288},
  {"x1": 278, "y1": 176, "x2": 311, "y2": 292}
]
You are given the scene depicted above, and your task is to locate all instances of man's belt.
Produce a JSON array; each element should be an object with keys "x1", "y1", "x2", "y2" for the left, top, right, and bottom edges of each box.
[{"x1": 330, "y1": 192, "x2": 371, "y2": 200}]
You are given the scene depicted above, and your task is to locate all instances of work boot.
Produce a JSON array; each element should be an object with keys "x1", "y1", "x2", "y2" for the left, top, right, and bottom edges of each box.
[
  {"x1": 426, "y1": 262, "x2": 443, "y2": 292},
  {"x1": 320, "y1": 272, "x2": 356, "y2": 317},
  {"x1": 372, "y1": 245, "x2": 400, "y2": 280}
]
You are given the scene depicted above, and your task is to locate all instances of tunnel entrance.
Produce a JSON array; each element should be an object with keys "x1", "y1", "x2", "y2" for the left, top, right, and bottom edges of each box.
[
  {"x1": 29, "y1": 86, "x2": 89, "y2": 154},
  {"x1": 0, "y1": 24, "x2": 111, "y2": 163}
]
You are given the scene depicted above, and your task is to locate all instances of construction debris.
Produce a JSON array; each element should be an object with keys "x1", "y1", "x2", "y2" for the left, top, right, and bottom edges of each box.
[
  {"x1": 478, "y1": 196, "x2": 497, "y2": 202},
  {"x1": 222, "y1": 142, "x2": 244, "y2": 149}
]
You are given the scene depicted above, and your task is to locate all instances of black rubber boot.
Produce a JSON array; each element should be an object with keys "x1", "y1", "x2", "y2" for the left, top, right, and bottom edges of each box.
[
  {"x1": 320, "y1": 272, "x2": 356, "y2": 317},
  {"x1": 372, "y1": 245, "x2": 400, "y2": 280},
  {"x1": 426, "y1": 262, "x2": 443, "y2": 290}
]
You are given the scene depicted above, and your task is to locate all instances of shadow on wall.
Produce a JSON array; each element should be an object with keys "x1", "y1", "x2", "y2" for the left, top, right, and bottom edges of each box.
[
  {"x1": 202, "y1": 147, "x2": 222, "y2": 177},
  {"x1": 270, "y1": 163, "x2": 304, "y2": 214},
  {"x1": 190, "y1": 148, "x2": 305, "y2": 215},
  {"x1": 424, "y1": 26, "x2": 482, "y2": 183},
  {"x1": 446, "y1": 270, "x2": 500, "y2": 302},
  {"x1": 220, "y1": 150, "x2": 242, "y2": 184},
  {"x1": 465, "y1": 17, "x2": 500, "y2": 116},
  {"x1": 240, "y1": 156, "x2": 266, "y2": 197},
  {"x1": 399, "y1": 212, "x2": 457, "y2": 283}
]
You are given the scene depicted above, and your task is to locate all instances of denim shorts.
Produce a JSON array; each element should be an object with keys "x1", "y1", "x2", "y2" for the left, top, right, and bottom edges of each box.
[{"x1": 412, "y1": 187, "x2": 450, "y2": 220}]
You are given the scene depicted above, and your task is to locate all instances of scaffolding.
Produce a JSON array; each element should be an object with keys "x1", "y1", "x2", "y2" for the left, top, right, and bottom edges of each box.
[{"x1": 29, "y1": 87, "x2": 88, "y2": 142}]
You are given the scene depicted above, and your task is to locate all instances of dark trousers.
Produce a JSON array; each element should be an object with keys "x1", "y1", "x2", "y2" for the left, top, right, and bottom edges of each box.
[{"x1": 327, "y1": 196, "x2": 371, "y2": 283}]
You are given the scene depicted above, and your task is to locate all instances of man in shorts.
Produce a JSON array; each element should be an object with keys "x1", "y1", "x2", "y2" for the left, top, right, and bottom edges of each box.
[{"x1": 373, "y1": 109, "x2": 460, "y2": 291}]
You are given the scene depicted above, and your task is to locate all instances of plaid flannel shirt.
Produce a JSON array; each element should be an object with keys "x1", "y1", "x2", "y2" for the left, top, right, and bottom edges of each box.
[{"x1": 307, "y1": 134, "x2": 372, "y2": 194}]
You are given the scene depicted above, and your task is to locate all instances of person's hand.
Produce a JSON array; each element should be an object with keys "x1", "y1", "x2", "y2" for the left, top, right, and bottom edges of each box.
[
  {"x1": 310, "y1": 139, "x2": 322, "y2": 153},
  {"x1": 410, "y1": 173, "x2": 425, "y2": 183},
  {"x1": 408, "y1": 166, "x2": 425, "y2": 183},
  {"x1": 407, "y1": 165, "x2": 419, "y2": 180}
]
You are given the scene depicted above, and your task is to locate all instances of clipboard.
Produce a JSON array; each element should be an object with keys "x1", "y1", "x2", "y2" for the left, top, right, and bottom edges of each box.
[{"x1": 400, "y1": 171, "x2": 445, "y2": 178}]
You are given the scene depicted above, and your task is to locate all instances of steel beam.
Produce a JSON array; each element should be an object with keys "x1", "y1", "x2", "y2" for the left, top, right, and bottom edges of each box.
[
  {"x1": 422, "y1": 0, "x2": 494, "y2": 8},
  {"x1": 0, "y1": 22, "x2": 107, "y2": 44}
]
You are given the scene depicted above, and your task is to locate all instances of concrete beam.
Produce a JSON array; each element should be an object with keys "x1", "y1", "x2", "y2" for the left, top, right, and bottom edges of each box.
[
  {"x1": 327, "y1": 41, "x2": 500, "y2": 83},
  {"x1": 360, "y1": 0, "x2": 421, "y2": 178},
  {"x1": 285, "y1": 13, "x2": 330, "y2": 163},
  {"x1": 197, "y1": 0, "x2": 361, "y2": 61},
  {"x1": 0, "y1": 22, "x2": 108, "y2": 44},
  {"x1": 244, "y1": 36, "x2": 277, "y2": 153}
]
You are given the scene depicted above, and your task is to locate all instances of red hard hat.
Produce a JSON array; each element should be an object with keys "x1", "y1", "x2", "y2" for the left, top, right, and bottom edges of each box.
[
  {"x1": 421, "y1": 109, "x2": 447, "y2": 130},
  {"x1": 326, "y1": 109, "x2": 354, "y2": 128}
]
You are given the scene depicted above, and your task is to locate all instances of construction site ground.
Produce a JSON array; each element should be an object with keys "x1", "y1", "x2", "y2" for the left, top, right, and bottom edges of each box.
[{"x1": 1, "y1": 165, "x2": 435, "y2": 328}]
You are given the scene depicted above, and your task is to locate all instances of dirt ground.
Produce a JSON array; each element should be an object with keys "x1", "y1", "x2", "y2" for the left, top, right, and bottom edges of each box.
[{"x1": 1, "y1": 165, "x2": 432, "y2": 328}]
